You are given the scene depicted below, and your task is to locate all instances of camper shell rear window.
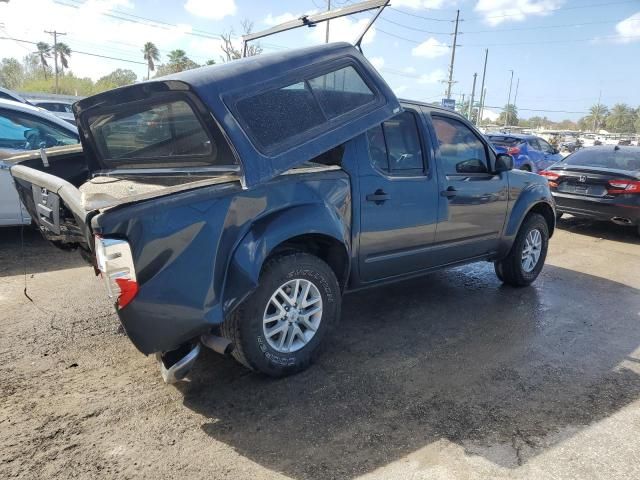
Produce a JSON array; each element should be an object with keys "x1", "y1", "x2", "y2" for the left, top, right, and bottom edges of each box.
[
  {"x1": 231, "y1": 64, "x2": 381, "y2": 154},
  {"x1": 87, "y1": 93, "x2": 236, "y2": 169}
]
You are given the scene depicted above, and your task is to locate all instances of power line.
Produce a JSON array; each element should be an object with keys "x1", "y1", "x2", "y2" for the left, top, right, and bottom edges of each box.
[
  {"x1": 378, "y1": 16, "x2": 451, "y2": 35},
  {"x1": 474, "y1": 0, "x2": 638, "y2": 22},
  {"x1": 0, "y1": 36, "x2": 147, "y2": 65},
  {"x1": 463, "y1": 19, "x2": 632, "y2": 34},
  {"x1": 387, "y1": 7, "x2": 452, "y2": 22}
]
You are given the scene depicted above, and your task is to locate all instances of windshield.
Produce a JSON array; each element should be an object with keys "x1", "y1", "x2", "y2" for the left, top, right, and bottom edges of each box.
[
  {"x1": 559, "y1": 148, "x2": 640, "y2": 172},
  {"x1": 88, "y1": 98, "x2": 236, "y2": 168}
]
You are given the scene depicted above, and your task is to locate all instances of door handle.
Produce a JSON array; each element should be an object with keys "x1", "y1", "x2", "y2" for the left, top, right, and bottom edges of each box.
[
  {"x1": 440, "y1": 187, "x2": 457, "y2": 198},
  {"x1": 366, "y1": 189, "x2": 390, "y2": 203}
]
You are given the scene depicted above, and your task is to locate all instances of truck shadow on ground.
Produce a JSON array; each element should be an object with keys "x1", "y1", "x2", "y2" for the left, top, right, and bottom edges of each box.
[
  {"x1": 180, "y1": 263, "x2": 640, "y2": 479},
  {"x1": 557, "y1": 216, "x2": 640, "y2": 244},
  {"x1": 0, "y1": 226, "x2": 87, "y2": 277}
]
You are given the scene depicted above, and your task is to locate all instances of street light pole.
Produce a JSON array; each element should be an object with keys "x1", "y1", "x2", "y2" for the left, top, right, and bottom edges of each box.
[{"x1": 325, "y1": 0, "x2": 331, "y2": 43}]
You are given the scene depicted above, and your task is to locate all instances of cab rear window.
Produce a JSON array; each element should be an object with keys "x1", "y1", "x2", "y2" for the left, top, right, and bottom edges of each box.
[
  {"x1": 88, "y1": 98, "x2": 235, "y2": 168},
  {"x1": 234, "y1": 65, "x2": 378, "y2": 152}
]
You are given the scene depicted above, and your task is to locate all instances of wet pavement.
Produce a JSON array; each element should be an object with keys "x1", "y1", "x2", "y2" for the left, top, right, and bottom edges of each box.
[{"x1": 1, "y1": 216, "x2": 639, "y2": 479}]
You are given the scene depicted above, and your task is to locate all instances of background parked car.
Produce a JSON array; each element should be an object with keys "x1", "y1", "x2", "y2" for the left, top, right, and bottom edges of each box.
[
  {"x1": 0, "y1": 98, "x2": 79, "y2": 227},
  {"x1": 540, "y1": 145, "x2": 640, "y2": 236},
  {"x1": 31, "y1": 100, "x2": 76, "y2": 125},
  {"x1": 487, "y1": 134, "x2": 563, "y2": 172},
  {"x1": 0, "y1": 87, "x2": 30, "y2": 105}
]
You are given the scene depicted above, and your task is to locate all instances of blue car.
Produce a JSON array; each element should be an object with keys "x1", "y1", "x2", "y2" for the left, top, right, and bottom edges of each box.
[{"x1": 487, "y1": 134, "x2": 563, "y2": 173}]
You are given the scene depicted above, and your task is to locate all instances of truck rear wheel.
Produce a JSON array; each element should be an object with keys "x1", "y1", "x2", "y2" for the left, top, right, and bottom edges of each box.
[
  {"x1": 220, "y1": 252, "x2": 340, "y2": 377},
  {"x1": 494, "y1": 213, "x2": 549, "y2": 287}
]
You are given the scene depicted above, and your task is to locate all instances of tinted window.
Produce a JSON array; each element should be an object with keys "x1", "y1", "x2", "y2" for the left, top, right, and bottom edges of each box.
[
  {"x1": 236, "y1": 82, "x2": 324, "y2": 149},
  {"x1": 432, "y1": 116, "x2": 488, "y2": 175},
  {"x1": 366, "y1": 111, "x2": 424, "y2": 174},
  {"x1": 89, "y1": 99, "x2": 234, "y2": 167},
  {"x1": 561, "y1": 148, "x2": 640, "y2": 171},
  {"x1": 538, "y1": 138, "x2": 554, "y2": 153},
  {"x1": 488, "y1": 136, "x2": 520, "y2": 147},
  {"x1": 528, "y1": 138, "x2": 541, "y2": 150},
  {"x1": 235, "y1": 65, "x2": 377, "y2": 151},
  {"x1": 0, "y1": 109, "x2": 77, "y2": 150},
  {"x1": 308, "y1": 66, "x2": 375, "y2": 118}
]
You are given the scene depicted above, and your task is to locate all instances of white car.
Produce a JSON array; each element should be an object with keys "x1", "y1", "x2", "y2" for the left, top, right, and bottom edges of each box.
[
  {"x1": 30, "y1": 100, "x2": 77, "y2": 125},
  {"x1": 0, "y1": 99, "x2": 79, "y2": 226}
]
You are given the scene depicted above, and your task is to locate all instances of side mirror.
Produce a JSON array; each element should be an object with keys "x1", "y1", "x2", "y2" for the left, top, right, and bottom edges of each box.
[
  {"x1": 552, "y1": 148, "x2": 559, "y2": 155},
  {"x1": 494, "y1": 153, "x2": 513, "y2": 173}
]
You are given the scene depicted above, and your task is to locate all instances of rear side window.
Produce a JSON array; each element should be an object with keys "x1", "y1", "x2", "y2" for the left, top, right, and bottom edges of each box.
[
  {"x1": 234, "y1": 65, "x2": 378, "y2": 152},
  {"x1": 0, "y1": 109, "x2": 78, "y2": 150},
  {"x1": 366, "y1": 111, "x2": 424, "y2": 174},
  {"x1": 88, "y1": 98, "x2": 235, "y2": 168}
]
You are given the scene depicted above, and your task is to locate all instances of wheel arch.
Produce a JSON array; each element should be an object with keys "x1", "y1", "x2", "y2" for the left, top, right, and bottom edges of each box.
[{"x1": 222, "y1": 204, "x2": 350, "y2": 317}]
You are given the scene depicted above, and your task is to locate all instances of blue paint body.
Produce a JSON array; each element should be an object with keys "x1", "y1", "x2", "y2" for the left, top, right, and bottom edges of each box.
[
  {"x1": 10, "y1": 43, "x2": 556, "y2": 356},
  {"x1": 487, "y1": 134, "x2": 563, "y2": 173}
]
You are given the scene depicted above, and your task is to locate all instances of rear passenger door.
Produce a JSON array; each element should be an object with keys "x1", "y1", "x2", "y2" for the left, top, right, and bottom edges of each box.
[
  {"x1": 358, "y1": 107, "x2": 440, "y2": 282},
  {"x1": 428, "y1": 113, "x2": 508, "y2": 262}
]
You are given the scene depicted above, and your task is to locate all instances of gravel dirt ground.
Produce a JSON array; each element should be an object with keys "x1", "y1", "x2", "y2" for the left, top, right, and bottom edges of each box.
[{"x1": 1, "y1": 216, "x2": 639, "y2": 480}]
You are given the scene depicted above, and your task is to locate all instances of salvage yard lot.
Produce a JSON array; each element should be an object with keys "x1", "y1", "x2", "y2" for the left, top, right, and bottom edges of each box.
[{"x1": 1, "y1": 219, "x2": 639, "y2": 480}]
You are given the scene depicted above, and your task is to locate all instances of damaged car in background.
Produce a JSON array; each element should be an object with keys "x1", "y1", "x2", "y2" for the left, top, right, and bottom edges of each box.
[{"x1": 10, "y1": 42, "x2": 556, "y2": 383}]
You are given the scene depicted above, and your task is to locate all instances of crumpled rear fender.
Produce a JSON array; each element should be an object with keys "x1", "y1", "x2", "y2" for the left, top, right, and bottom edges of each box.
[{"x1": 222, "y1": 202, "x2": 350, "y2": 316}]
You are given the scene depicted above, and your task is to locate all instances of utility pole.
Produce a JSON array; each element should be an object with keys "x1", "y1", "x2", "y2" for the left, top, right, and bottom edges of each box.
[
  {"x1": 513, "y1": 77, "x2": 520, "y2": 110},
  {"x1": 468, "y1": 73, "x2": 478, "y2": 123},
  {"x1": 479, "y1": 86, "x2": 487, "y2": 127},
  {"x1": 592, "y1": 89, "x2": 602, "y2": 132},
  {"x1": 45, "y1": 29, "x2": 66, "y2": 94},
  {"x1": 478, "y1": 49, "x2": 488, "y2": 125},
  {"x1": 504, "y1": 69, "x2": 514, "y2": 128},
  {"x1": 325, "y1": 0, "x2": 331, "y2": 43},
  {"x1": 445, "y1": 10, "x2": 460, "y2": 99}
]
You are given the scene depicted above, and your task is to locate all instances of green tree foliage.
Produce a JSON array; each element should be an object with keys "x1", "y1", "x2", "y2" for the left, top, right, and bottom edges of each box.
[
  {"x1": 54, "y1": 42, "x2": 72, "y2": 73},
  {"x1": 498, "y1": 104, "x2": 518, "y2": 126},
  {"x1": 142, "y1": 42, "x2": 160, "y2": 80},
  {"x1": 0, "y1": 58, "x2": 24, "y2": 90},
  {"x1": 580, "y1": 104, "x2": 609, "y2": 131},
  {"x1": 155, "y1": 49, "x2": 200, "y2": 76},
  {"x1": 95, "y1": 69, "x2": 138, "y2": 90},
  {"x1": 605, "y1": 103, "x2": 635, "y2": 133},
  {"x1": 36, "y1": 42, "x2": 52, "y2": 79}
]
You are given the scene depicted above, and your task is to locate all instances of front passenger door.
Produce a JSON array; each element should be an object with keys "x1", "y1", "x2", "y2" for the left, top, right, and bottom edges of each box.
[{"x1": 430, "y1": 114, "x2": 508, "y2": 263}]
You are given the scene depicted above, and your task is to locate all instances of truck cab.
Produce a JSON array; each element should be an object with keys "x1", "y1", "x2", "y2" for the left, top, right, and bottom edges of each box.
[{"x1": 10, "y1": 43, "x2": 555, "y2": 382}]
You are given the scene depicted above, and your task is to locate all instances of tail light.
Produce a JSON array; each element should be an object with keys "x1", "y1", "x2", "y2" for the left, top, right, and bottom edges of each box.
[
  {"x1": 607, "y1": 180, "x2": 640, "y2": 195},
  {"x1": 539, "y1": 170, "x2": 560, "y2": 188},
  {"x1": 507, "y1": 146, "x2": 521, "y2": 156},
  {"x1": 94, "y1": 236, "x2": 138, "y2": 309}
]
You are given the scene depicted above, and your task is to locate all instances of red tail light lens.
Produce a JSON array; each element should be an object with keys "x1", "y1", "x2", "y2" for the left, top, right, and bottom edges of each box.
[
  {"x1": 507, "y1": 146, "x2": 521, "y2": 156},
  {"x1": 539, "y1": 170, "x2": 560, "y2": 187},
  {"x1": 95, "y1": 236, "x2": 138, "y2": 309},
  {"x1": 607, "y1": 180, "x2": 640, "y2": 195}
]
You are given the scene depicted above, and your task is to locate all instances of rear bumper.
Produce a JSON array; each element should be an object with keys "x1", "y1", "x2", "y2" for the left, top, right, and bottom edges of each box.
[{"x1": 553, "y1": 192, "x2": 640, "y2": 225}]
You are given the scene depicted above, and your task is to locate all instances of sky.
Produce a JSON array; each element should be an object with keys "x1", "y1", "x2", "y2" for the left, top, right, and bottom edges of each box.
[{"x1": 1, "y1": 0, "x2": 639, "y2": 121}]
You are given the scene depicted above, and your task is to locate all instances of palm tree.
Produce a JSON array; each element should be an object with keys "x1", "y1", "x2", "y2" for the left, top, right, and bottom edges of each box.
[
  {"x1": 142, "y1": 42, "x2": 160, "y2": 80},
  {"x1": 54, "y1": 42, "x2": 71, "y2": 74},
  {"x1": 584, "y1": 104, "x2": 609, "y2": 132},
  {"x1": 35, "y1": 42, "x2": 51, "y2": 79},
  {"x1": 167, "y1": 49, "x2": 188, "y2": 70}
]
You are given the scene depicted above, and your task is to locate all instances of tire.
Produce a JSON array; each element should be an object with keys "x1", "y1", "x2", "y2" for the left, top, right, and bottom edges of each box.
[
  {"x1": 494, "y1": 213, "x2": 549, "y2": 287},
  {"x1": 220, "y1": 252, "x2": 341, "y2": 377}
]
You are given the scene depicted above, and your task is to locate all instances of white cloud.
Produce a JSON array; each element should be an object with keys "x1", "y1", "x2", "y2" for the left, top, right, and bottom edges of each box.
[
  {"x1": 393, "y1": 85, "x2": 408, "y2": 96},
  {"x1": 0, "y1": 0, "x2": 227, "y2": 81},
  {"x1": 184, "y1": 0, "x2": 236, "y2": 20},
  {"x1": 403, "y1": 66, "x2": 417, "y2": 74},
  {"x1": 393, "y1": 0, "x2": 451, "y2": 8},
  {"x1": 369, "y1": 56, "x2": 385, "y2": 70},
  {"x1": 417, "y1": 68, "x2": 445, "y2": 84},
  {"x1": 263, "y1": 12, "x2": 299, "y2": 26},
  {"x1": 411, "y1": 37, "x2": 449, "y2": 58},
  {"x1": 309, "y1": 17, "x2": 375, "y2": 45},
  {"x1": 474, "y1": 0, "x2": 564, "y2": 26},
  {"x1": 613, "y1": 12, "x2": 640, "y2": 43}
]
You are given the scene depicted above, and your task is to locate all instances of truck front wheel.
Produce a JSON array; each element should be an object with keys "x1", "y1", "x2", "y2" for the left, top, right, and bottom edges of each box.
[
  {"x1": 221, "y1": 252, "x2": 341, "y2": 377},
  {"x1": 494, "y1": 213, "x2": 549, "y2": 287}
]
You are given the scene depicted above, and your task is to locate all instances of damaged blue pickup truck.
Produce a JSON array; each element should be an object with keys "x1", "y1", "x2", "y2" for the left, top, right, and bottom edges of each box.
[{"x1": 10, "y1": 43, "x2": 555, "y2": 383}]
